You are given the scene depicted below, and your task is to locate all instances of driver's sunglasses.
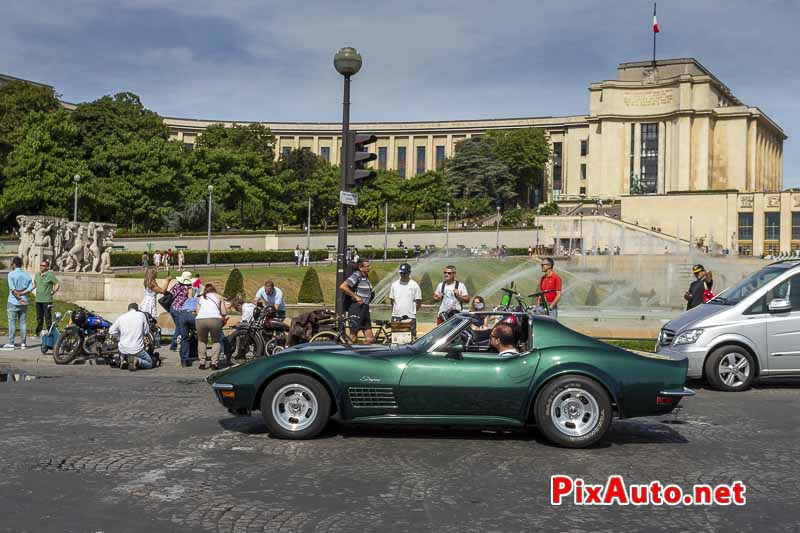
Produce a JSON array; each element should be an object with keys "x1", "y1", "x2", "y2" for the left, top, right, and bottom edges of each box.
[{"x1": 443, "y1": 271, "x2": 454, "y2": 275}]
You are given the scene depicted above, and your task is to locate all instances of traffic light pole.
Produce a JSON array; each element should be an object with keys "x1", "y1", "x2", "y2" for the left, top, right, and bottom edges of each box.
[{"x1": 335, "y1": 75, "x2": 352, "y2": 317}]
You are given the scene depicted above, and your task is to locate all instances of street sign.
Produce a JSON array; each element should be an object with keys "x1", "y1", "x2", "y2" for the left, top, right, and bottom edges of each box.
[{"x1": 340, "y1": 191, "x2": 359, "y2": 206}]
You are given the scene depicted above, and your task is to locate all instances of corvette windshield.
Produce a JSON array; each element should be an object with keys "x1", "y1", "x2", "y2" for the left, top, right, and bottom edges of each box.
[{"x1": 411, "y1": 318, "x2": 468, "y2": 350}]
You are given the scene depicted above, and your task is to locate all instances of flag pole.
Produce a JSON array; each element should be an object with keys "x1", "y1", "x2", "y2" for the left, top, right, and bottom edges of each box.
[{"x1": 652, "y1": 2, "x2": 657, "y2": 67}]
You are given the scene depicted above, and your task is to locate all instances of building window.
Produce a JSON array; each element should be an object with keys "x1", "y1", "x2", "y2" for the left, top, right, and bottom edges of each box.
[
  {"x1": 635, "y1": 123, "x2": 658, "y2": 194},
  {"x1": 435, "y1": 145, "x2": 445, "y2": 170},
  {"x1": 281, "y1": 146, "x2": 291, "y2": 158},
  {"x1": 579, "y1": 186, "x2": 586, "y2": 196},
  {"x1": 377, "y1": 147, "x2": 387, "y2": 170},
  {"x1": 629, "y1": 123, "x2": 635, "y2": 188},
  {"x1": 792, "y1": 212, "x2": 800, "y2": 241},
  {"x1": 738, "y1": 213, "x2": 754, "y2": 241},
  {"x1": 764, "y1": 242, "x2": 781, "y2": 256},
  {"x1": 580, "y1": 163, "x2": 587, "y2": 181},
  {"x1": 765, "y1": 212, "x2": 781, "y2": 241},
  {"x1": 552, "y1": 142, "x2": 563, "y2": 192},
  {"x1": 416, "y1": 146, "x2": 426, "y2": 175},
  {"x1": 320, "y1": 146, "x2": 330, "y2": 162},
  {"x1": 739, "y1": 244, "x2": 753, "y2": 257},
  {"x1": 184, "y1": 143, "x2": 194, "y2": 151},
  {"x1": 580, "y1": 139, "x2": 588, "y2": 156},
  {"x1": 397, "y1": 147, "x2": 406, "y2": 178}
]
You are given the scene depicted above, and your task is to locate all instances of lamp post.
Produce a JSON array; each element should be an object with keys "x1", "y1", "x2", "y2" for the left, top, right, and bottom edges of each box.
[
  {"x1": 334, "y1": 46, "x2": 363, "y2": 316},
  {"x1": 579, "y1": 213, "x2": 584, "y2": 254},
  {"x1": 445, "y1": 202, "x2": 450, "y2": 257},
  {"x1": 73, "y1": 174, "x2": 81, "y2": 223},
  {"x1": 206, "y1": 185, "x2": 214, "y2": 265},
  {"x1": 384, "y1": 201, "x2": 388, "y2": 261},
  {"x1": 495, "y1": 206, "x2": 501, "y2": 252},
  {"x1": 689, "y1": 215, "x2": 694, "y2": 255},
  {"x1": 306, "y1": 197, "x2": 311, "y2": 250}
]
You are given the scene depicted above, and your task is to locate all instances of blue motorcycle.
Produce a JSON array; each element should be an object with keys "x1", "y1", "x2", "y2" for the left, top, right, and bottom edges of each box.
[
  {"x1": 40, "y1": 305, "x2": 66, "y2": 354},
  {"x1": 53, "y1": 307, "x2": 118, "y2": 364}
]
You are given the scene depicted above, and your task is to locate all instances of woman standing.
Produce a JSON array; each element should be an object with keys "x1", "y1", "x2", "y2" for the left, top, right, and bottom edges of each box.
[
  {"x1": 196, "y1": 283, "x2": 227, "y2": 370},
  {"x1": 141, "y1": 267, "x2": 170, "y2": 319}
]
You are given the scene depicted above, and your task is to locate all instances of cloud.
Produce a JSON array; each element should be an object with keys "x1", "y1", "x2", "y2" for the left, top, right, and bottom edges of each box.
[{"x1": 1, "y1": 0, "x2": 797, "y2": 185}]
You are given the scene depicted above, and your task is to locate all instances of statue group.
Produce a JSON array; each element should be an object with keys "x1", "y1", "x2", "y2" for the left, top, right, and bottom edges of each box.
[{"x1": 16, "y1": 215, "x2": 116, "y2": 273}]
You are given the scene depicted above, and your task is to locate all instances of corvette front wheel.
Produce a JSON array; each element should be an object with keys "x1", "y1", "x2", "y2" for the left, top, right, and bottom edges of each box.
[
  {"x1": 535, "y1": 375, "x2": 612, "y2": 448},
  {"x1": 261, "y1": 373, "x2": 330, "y2": 439}
]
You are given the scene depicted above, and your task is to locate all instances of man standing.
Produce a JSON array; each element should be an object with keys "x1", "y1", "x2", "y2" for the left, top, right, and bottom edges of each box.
[
  {"x1": 433, "y1": 265, "x2": 469, "y2": 324},
  {"x1": 537, "y1": 257, "x2": 562, "y2": 319},
  {"x1": 294, "y1": 245, "x2": 301, "y2": 266},
  {"x1": 109, "y1": 303, "x2": 153, "y2": 370},
  {"x1": 389, "y1": 263, "x2": 422, "y2": 339},
  {"x1": 254, "y1": 280, "x2": 286, "y2": 319},
  {"x1": 3, "y1": 257, "x2": 33, "y2": 349},
  {"x1": 141, "y1": 251, "x2": 148, "y2": 271},
  {"x1": 303, "y1": 248, "x2": 310, "y2": 266},
  {"x1": 684, "y1": 264, "x2": 713, "y2": 310},
  {"x1": 176, "y1": 296, "x2": 198, "y2": 367},
  {"x1": 339, "y1": 258, "x2": 374, "y2": 343},
  {"x1": 32, "y1": 259, "x2": 59, "y2": 337}
]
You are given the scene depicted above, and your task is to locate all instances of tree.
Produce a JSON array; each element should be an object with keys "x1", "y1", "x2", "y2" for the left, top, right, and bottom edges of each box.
[
  {"x1": 0, "y1": 80, "x2": 61, "y2": 166},
  {"x1": 298, "y1": 267, "x2": 324, "y2": 303},
  {"x1": 487, "y1": 128, "x2": 550, "y2": 208},
  {"x1": 0, "y1": 110, "x2": 89, "y2": 225},
  {"x1": 445, "y1": 136, "x2": 515, "y2": 208},
  {"x1": 224, "y1": 268, "x2": 246, "y2": 301},
  {"x1": 198, "y1": 123, "x2": 275, "y2": 166}
]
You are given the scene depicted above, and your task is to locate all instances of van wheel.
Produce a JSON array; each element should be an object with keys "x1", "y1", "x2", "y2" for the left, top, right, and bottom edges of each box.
[{"x1": 704, "y1": 346, "x2": 755, "y2": 391}]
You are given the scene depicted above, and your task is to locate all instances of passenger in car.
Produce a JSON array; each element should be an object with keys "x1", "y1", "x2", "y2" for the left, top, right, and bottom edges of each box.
[{"x1": 490, "y1": 322, "x2": 520, "y2": 357}]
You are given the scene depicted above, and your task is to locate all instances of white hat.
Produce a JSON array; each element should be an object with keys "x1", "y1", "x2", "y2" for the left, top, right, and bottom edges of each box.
[{"x1": 176, "y1": 271, "x2": 194, "y2": 285}]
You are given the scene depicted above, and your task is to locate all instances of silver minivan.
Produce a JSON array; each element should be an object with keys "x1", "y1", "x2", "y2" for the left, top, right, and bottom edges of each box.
[{"x1": 656, "y1": 259, "x2": 800, "y2": 391}]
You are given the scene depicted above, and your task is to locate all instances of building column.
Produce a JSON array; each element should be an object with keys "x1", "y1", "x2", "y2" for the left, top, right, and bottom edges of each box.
[
  {"x1": 658, "y1": 121, "x2": 667, "y2": 194},
  {"x1": 677, "y1": 116, "x2": 692, "y2": 191},
  {"x1": 387, "y1": 135, "x2": 396, "y2": 170},
  {"x1": 312, "y1": 135, "x2": 320, "y2": 156},
  {"x1": 693, "y1": 116, "x2": 710, "y2": 190},
  {"x1": 427, "y1": 134, "x2": 434, "y2": 172},
  {"x1": 294, "y1": 135, "x2": 300, "y2": 150},
  {"x1": 746, "y1": 120, "x2": 757, "y2": 191},
  {"x1": 446, "y1": 133, "x2": 454, "y2": 157}
]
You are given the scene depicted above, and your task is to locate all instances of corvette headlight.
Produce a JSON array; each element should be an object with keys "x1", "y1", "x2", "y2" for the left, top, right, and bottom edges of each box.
[{"x1": 673, "y1": 329, "x2": 704, "y2": 346}]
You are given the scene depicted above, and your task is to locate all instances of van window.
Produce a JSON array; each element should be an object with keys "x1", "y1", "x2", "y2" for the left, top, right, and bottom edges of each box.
[{"x1": 719, "y1": 266, "x2": 791, "y2": 306}]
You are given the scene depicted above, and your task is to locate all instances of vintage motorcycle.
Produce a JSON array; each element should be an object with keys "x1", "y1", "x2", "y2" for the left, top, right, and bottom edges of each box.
[{"x1": 53, "y1": 307, "x2": 118, "y2": 364}]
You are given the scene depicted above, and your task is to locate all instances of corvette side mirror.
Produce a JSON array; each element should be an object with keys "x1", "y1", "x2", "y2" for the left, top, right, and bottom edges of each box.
[{"x1": 445, "y1": 343, "x2": 464, "y2": 359}]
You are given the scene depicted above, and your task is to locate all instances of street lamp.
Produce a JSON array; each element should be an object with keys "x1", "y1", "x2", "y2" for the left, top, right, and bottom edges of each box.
[
  {"x1": 384, "y1": 201, "x2": 388, "y2": 261},
  {"x1": 206, "y1": 184, "x2": 214, "y2": 265},
  {"x1": 445, "y1": 202, "x2": 450, "y2": 257},
  {"x1": 334, "y1": 46, "x2": 363, "y2": 316},
  {"x1": 495, "y1": 206, "x2": 501, "y2": 252},
  {"x1": 73, "y1": 174, "x2": 81, "y2": 223},
  {"x1": 689, "y1": 215, "x2": 694, "y2": 255},
  {"x1": 579, "y1": 213, "x2": 584, "y2": 254},
  {"x1": 306, "y1": 197, "x2": 312, "y2": 250}
]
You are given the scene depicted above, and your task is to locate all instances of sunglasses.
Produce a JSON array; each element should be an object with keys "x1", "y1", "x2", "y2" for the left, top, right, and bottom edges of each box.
[{"x1": 443, "y1": 271, "x2": 455, "y2": 275}]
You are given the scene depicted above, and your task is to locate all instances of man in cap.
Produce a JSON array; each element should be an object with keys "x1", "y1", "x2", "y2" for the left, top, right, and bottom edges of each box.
[
  {"x1": 684, "y1": 264, "x2": 713, "y2": 310},
  {"x1": 389, "y1": 263, "x2": 422, "y2": 339}
]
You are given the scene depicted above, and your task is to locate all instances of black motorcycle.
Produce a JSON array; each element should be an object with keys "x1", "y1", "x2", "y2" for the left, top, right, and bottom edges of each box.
[{"x1": 53, "y1": 307, "x2": 118, "y2": 364}]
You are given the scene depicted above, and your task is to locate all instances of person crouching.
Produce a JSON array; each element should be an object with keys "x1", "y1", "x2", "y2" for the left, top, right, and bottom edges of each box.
[{"x1": 109, "y1": 303, "x2": 154, "y2": 371}]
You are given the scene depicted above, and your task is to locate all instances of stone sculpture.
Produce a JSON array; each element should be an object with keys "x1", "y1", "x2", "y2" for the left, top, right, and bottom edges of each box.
[{"x1": 15, "y1": 215, "x2": 117, "y2": 273}]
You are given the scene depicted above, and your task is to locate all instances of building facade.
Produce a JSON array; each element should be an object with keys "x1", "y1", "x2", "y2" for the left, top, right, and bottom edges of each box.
[{"x1": 163, "y1": 58, "x2": 786, "y2": 204}]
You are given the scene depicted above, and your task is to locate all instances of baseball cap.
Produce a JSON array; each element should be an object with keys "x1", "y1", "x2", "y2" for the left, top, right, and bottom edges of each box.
[{"x1": 398, "y1": 263, "x2": 411, "y2": 274}]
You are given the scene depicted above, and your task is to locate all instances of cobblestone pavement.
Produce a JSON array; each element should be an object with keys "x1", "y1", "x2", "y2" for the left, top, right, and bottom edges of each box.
[{"x1": 2, "y1": 363, "x2": 799, "y2": 533}]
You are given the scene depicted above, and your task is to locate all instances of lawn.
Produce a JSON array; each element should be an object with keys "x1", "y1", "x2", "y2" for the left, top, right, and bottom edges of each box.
[
  {"x1": 0, "y1": 283, "x2": 76, "y2": 336},
  {"x1": 602, "y1": 338, "x2": 656, "y2": 352}
]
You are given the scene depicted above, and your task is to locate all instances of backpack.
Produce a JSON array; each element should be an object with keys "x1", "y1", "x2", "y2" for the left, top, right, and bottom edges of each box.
[{"x1": 438, "y1": 281, "x2": 462, "y2": 311}]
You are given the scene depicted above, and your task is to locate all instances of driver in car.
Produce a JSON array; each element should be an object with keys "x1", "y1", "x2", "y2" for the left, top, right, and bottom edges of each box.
[{"x1": 490, "y1": 322, "x2": 519, "y2": 357}]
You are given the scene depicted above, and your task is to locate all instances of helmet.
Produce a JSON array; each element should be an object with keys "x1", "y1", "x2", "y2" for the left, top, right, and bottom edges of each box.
[
  {"x1": 71, "y1": 308, "x2": 87, "y2": 326},
  {"x1": 692, "y1": 264, "x2": 705, "y2": 274},
  {"x1": 398, "y1": 263, "x2": 411, "y2": 274}
]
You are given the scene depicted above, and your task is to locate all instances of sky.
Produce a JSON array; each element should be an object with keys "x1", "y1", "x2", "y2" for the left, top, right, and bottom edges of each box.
[{"x1": 2, "y1": 0, "x2": 798, "y2": 187}]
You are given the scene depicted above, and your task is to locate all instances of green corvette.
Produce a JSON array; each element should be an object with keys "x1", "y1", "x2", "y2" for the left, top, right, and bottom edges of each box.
[{"x1": 207, "y1": 312, "x2": 694, "y2": 448}]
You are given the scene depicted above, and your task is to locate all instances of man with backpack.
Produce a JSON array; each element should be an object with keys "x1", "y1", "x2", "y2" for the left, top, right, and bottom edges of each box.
[
  {"x1": 433, "y1": 265, "x2": 470, "y2": 324},
  {"x1": 339, "y1": 258, "x2": 374, "y2": 343}
]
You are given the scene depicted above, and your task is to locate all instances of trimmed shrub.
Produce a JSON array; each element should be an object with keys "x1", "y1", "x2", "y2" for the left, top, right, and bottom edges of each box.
[
  {"x1": 419, "y1": 272, "x2": 434, "y2": 304},
  {"x1": 298, "y1": 268, "x2": 324, "y2": 303},
  {"x1": 584, "y1": 283, "x2": 600, "y2": 307},
  {"x1": 223, "y1": 268, "x2": 246, "y2": 301},
  {"x1": 110, "y1": 249, "x2": 327, "y2": 267}
]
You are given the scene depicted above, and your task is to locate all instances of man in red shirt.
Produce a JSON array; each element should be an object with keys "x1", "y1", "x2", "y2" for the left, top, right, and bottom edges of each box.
[{"x1": 537, "y1": 257, "x2": 562, "y2": 319}]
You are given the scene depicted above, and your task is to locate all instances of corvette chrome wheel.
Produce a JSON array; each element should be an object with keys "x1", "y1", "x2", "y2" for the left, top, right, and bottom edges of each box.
[
  {"x1": 550, "y1": 387, "x2": 601, "y2": 437},
  {"x1": 271, "y1": 383, "x2": 319, "y2": 432}
]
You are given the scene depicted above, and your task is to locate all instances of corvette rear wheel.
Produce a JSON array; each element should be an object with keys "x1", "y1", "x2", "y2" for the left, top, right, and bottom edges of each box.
[
  {"x1": 261, "y1": 373, "x2": 330, "y2": 439},
  {"x1": 535, "y1": 375, "x2": 611, "y2": 448}
]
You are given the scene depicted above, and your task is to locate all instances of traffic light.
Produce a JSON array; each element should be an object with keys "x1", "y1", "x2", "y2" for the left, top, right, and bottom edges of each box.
[{"x1": 346, "y1": 131, "x2": 377, "y2": 187}]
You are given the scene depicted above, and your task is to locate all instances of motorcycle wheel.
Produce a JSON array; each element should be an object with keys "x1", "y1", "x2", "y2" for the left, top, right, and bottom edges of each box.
[
  {"x1": 53, "y1": 329, "x2": 82, "y2": 364},
  {"x1": 264, "y1": 337, "x2": 286, "y2": 356},
  {"x1": 226, "y1": 329, "x2": 265, "y2": 365}
]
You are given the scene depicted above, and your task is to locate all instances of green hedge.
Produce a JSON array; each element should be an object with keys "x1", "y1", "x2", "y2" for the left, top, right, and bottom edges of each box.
[
  {"x1": 298, "y1": 268, "x2": 324, "y2": 303},
  {"x1": 110, "y1": 249, "x2": 328, "y2": 267},
  {"x1": 224, "y1": 268, "x2": 246, "y2": 301}
]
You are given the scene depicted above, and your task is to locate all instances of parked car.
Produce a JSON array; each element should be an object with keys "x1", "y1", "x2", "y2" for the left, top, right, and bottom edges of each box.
[
  {"x1": 207, "y1": 311, "x2": 693, "y2": 448},
  {"x1": 657, "y1": 259, "x2": 800, "y2": 391}
]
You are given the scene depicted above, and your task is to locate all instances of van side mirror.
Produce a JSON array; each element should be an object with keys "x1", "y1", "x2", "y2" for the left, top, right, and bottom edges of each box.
[
  {"x1": 768, "y1": 298, "x2": 792, "y2": 314},
  {"x1": 445, "y1": 343, "x2": 464, "y2": 359}
]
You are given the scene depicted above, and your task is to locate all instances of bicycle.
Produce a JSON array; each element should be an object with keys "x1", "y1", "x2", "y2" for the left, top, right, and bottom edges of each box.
[
  {"x1": 308, "y1": 313, "x2": 398, "y2": 345},
  {"x1": 496, "y1": 283, "x2": 556, "y2": 315}
]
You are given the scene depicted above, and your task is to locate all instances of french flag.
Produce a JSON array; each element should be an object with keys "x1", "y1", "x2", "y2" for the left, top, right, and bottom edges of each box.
[{"x1": 653, "y1": 4, "x2": 660, "y2": 33}]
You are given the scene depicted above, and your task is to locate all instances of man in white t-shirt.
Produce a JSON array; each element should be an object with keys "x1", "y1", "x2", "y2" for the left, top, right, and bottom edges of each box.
[
  {"x1": 109, "y1": 303, "x2": 153, "y2": 370},
  {"x1": 389, "y1": 263, "x2": 422, "y2": 338},
  {"x1": 433, "y1": 265, "x2": 470, "y2": 324}
]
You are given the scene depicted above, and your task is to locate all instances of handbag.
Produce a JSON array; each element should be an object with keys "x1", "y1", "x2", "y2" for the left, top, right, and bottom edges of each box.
[{"x1": 158, "y1": 291, "x2": 175, "y2": 312}]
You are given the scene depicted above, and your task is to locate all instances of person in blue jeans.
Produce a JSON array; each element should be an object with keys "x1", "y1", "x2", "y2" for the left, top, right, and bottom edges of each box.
[
  {"x1": 177, "y1": 296, "x2": 198, "y2": 367},
  {"x1": 4, "y1": 256, "x2": 33, "y2": 350},
  {"x1": 109, "y1": 303, "x2": 153, "y2": 370},
  {"x1": 168, "y1": 271, "x2": 193, "y2": 350}
]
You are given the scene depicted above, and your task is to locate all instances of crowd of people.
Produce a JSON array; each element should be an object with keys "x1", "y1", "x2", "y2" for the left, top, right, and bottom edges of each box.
[{"x1": 141, "y1": 249, "x2": 185, "y2": 271}]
